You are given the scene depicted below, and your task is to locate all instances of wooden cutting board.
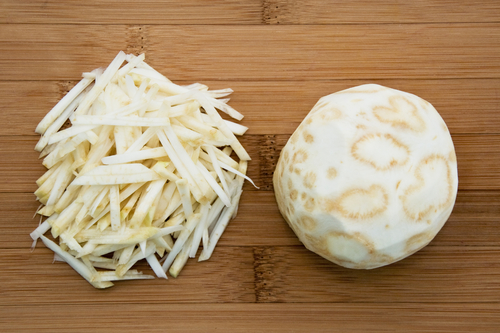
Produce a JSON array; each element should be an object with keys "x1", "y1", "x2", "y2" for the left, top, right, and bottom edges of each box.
[{"x1": 1, "y1": 1, "x2": 499, "y2": 332}]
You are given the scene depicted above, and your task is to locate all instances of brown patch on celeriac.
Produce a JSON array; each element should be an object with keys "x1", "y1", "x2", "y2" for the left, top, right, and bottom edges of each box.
[
  {"x1": 303, "y1": 197, "x2": 316, "y2": 212},
  {"x1": 292, "y1": 149, "x2": 308, "y2": 164},
  {"x1": 400, "y1": 154, "x2": 454, "y2": 222},
  {"x1": 297, "y1": 215, "x2": 317, "y2": 231},
  {"x1": 302, "y1": 130, "x2": 314, "y2": 144},
  {"x1": 326, "y1": 167, "x2": 337, "y2": 179},
  {"x1": 303, "y1": 171, "x2": 317, "y2": 189},
  {"x1": 373, "y1": 95, "x2": 426, "y2": 132},
  {"x1": 351, "y1": 133, "x2": 410, "y2": 171},
  {"x1": 324, "y1": 184, "x2": 389, "y2": 220}
]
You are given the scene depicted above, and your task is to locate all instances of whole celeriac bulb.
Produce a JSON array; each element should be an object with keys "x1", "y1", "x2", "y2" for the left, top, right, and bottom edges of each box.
[{"x1": 273, "y1": 84, "x2": 458, "y2": 269}]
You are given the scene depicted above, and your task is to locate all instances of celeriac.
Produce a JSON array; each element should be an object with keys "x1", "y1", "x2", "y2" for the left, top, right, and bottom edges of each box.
[{"x1": 31, "y1": 51, "x2": 253, "y2": 288}]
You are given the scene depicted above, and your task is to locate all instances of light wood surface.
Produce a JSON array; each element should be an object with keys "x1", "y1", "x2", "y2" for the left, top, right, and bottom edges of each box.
[{"x1": 1, "y1": 1, "x2": 499, "y2": 332}]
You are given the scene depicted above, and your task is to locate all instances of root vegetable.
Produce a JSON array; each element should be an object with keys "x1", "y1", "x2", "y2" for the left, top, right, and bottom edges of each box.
[{"x1": 31, "y1": 51, "x2": 254, "y2": 288}]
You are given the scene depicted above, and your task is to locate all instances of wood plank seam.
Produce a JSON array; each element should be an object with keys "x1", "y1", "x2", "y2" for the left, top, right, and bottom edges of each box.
[
  {"x1": 262, "y1": 0, "x2": 285, "y2": 25},
  {"x1": 259, "y1": 135, "x2": 279, "y2": 191},
  {"x1": 2, "y1": 24, "x2": 500, "y2": 81},
  {"x1": 253, "y1": 246, "x2": 277, "y2": 302},
  {"x1": 126, "y1": 25, "x2": 147, "y2": 55}
]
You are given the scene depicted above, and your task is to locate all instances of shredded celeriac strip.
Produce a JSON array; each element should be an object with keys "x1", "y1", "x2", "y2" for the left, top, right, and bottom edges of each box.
[{"x1": 31, "y1": 51, "x2": 253, "y2": 288}]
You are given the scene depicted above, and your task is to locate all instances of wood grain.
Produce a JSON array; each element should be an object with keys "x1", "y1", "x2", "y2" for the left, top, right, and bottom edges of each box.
[
  {"x1": 1, "y1": 1, "x2": 499, "y2": 331},
  {"x1": 0, "y1": 247, "x2": 256, "y2": 305},
  {"x1": 2, "y1": 245, "x2": 500, "y2": 305},
  {"x1": 1, "y1": 24, "x2": 500, "y2": 81},
  {"x1": 4, "y1": 191, "x2": 500, "y2": 249},
  {"x1": 1, "y1": 134, "x2": 498, "y2": 193},
  {"x1": 253, "y1": 246, "x2": 500, "y2": 303},
  {"x1": 262, "y1": 0, "x2": 500, "y2": 24},
  {"x1": 2, "y1": 79, "x2": 500, "y2": 136},
  {"x1": 2, "y1": 303, "x2": 499, "y2": 333},
  {"x1": 0, "y1": 0, "x2": 263, "y2": 25},
  {"x1": 1, "y1": 0, "x2": 499, "y2": 25}
]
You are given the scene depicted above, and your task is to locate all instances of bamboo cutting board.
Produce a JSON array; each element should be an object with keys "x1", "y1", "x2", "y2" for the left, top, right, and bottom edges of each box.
[{"x1": 1, "y1": 1, "x2": 500, "y2": 332}]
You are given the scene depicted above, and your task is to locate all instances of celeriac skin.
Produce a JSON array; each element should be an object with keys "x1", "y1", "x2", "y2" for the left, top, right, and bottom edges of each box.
[{"x1": 274, "y1": 84, "x2": 458, "y2": 269}]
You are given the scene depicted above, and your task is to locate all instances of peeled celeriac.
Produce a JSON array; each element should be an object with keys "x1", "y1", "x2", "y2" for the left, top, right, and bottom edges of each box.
[
  {"x1": 32, "y1": 51, "x2": 253, "y2": 288},
  {"x1": 274, "y1": 84, "x2": 458, "y2": 269}
]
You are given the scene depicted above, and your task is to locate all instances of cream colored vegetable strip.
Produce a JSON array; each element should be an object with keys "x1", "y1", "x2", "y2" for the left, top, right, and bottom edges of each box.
[
  {"x1": 176, "y1": 115, "x2": 222, "y2": 140},
  {"x1": 163, "y1": 126, "x2": 213, "y2": 200},
  {"x1": 88, "y1": 186, "x2": 110, "y2": 218},
  {"x1": 204, "y1": 145, "x2": 230, "y2": 197},
  {"x1": 78, "y1": 226, "x2": 183, "y2": 247},
  {"x1": 205, "y1": 88, "x2": 233, "y2": 99},
  {"x1": 169, "y1": 232, "x2": 194, "y2": 278},
  {"x1": 146, "y1": 253, "x2": 168, "y2": 279},
  {"x1": 219, "y1": 161, "x2": 258, "y2": 189},
  {"x1": 60, "y1": 232, "x2": 84, "y2": 253},
  {"x1": 30, "y1": 218, "x2": 55, "y2": 249},
  {"x1": 113, "y1": 53, "x2": 145, "y2": 81},
  {"x1": 30, "y1": 220, "x2": 52, "y2": 242},
  {"x1": 78, "y1": 127, "x2": 114, "y2": 174},
  {"x1": 168, "y1": 101, "x2": 199, "y2": 118},
  {"x1": 71, "y1": 142, "x2": 89, "y2": 171},
  {"x1": 171, "y1": 124, "x2": 204, "y2": 145},
  {"x1": 36, "y1": 74, "x2": 95, "y2": 135},
  {"x1": 129, "y1": 178, "x2": 167, "y2": 228},
  {"x1": 196, "y1": 94, "x2": 250, "y2": 161},
  {"x1": 85, "y1": 182, "x2": 145, "y2": 230},
  {"x1": 120, "y1": 188, "x2": 142, "y2": 220},
  {"x1": 162, "y1": 213, "x2": 201, "y2": 272},
  {"x1": 157, "y1": 130, "x2": 203, "y2": 201},
  {"x1": 45, "y1": 155, "x2": 75, "y2": 209},
  {"x1": 154, "y1": 162, "x2": 179, "y2": 183},
  {"x1": 131, "y1": 67, "x2": 188, "y2": 96},
  {"x1": 189, "y1": 203, "x2": 210, "y2": 258},
  {"x1": 54, "y1": 184, "x2": 81, "y2": 214},
  {"x1": 35, "y1": 87, "x2": 89, "y2": 152},
  {"x1": 51, "y1": 201, "x2": 84, "y2": 238},
  {"x1": 73, "y1": 51, "x2": 126, "y2": 116},
  {"x1": 109, "y1": 185, "x2": 120, "y2": 230},
  {"x1": 152, "y1": 236, "x2": 171, "y2": 254},
  {"x1": 152, "y1": 185, "x2": 182, "y2": 226},
  {"x1": 32, "y1": 51, "x2": 254, "y2": 287},
  {"x1": 196, "y1": 161, "x2": 230, "y2": 207},
  {"x1": 203, "y1": 94, "x2": 244, "y2": 121},
  {"x1": 116, "y1": 241, "x2": 156, "y2": 277},
  {"x1": 118, "y1": 246, "x2": 135, "y2": 265},
  {"x1": 43, "y1": 132, "x2": 97, "y2": 169},
  {"x1": 101, "y1": 147, "x2": 167, "y2": 165},
  {"x1": 35, "y1": 162, "x2": 68, "y2": 203},
  {"x1": 124, "y1": 74, "x2": 138, "y2": 98},
  {"x1": 201, "y1": 148, "x2": 239, "y2": 170},
  {"x1": 76, "y1": 227, "x2": 157, "y2": 245},
  {"x1": 48, "y1": 89, "x2": 144, "y2": 146},
  {"x1": 47, "y1": 125, "x2": 97, "y2": 146},
  {"x1": 98, "y1": 270, "x2": 154, "y2": 282},
  {"x1": 176, "y1": 179, "x2": 193, "y2": 219},
  {"x1": 75, "y1": 185, "x2": 103, "y2": 222},
  {"x1": 36, "y1": 162, "x2": 60, "y2": 187},
  {"x1": 39, "y1": 235, "x2": 105, "y2": 287},
  {"x1": 124, "y1": 127, "x2": 159, "y2": 153},
  {"x1": 72, "y1": 114, "x2": 171, "y2": 127},
  {"x1": 199, "y1": 161, "x2": 247, "y2": 261},
  {"x1": 200, "y1": 113, "x2": 248, "y2": 136},
  {"x1": 72, "y1": 164, "x2": 160, "y2": 186}
]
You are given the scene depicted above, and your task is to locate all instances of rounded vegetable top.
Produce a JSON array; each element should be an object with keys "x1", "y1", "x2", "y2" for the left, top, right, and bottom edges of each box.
[{"x1": 273, "y1": 84, "x2": 458, "y2": 269}]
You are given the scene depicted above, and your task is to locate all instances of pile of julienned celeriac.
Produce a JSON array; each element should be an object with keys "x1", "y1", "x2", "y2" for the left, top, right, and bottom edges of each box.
[{"x1": 30, "y1": 51, "x2": 255, "y2": 288}]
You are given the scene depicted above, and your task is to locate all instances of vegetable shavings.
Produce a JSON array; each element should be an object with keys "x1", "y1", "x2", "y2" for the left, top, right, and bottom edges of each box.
[{"x1": 31, "y1": 51, "x2": 255, "y2": 288}]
